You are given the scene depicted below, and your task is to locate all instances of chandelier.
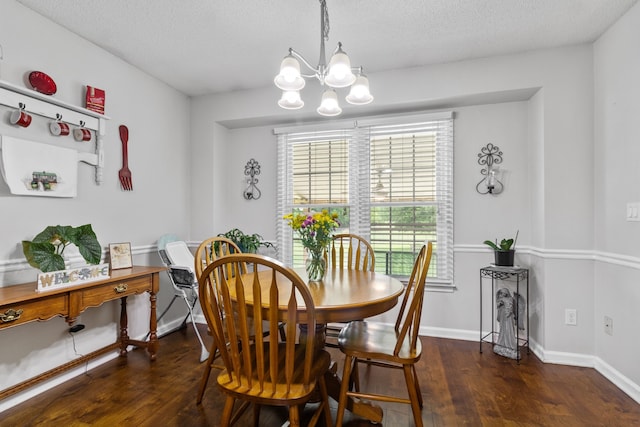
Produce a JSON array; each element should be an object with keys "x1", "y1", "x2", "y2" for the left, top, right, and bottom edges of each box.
[{"x1": 274, "y1": 0, "x2": 373, "y2": 116}]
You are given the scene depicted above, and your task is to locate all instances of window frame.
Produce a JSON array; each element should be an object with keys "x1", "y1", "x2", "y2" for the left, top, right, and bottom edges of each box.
[{"x1": 275, "y1": 111, "x2": 454, "y2": 287}]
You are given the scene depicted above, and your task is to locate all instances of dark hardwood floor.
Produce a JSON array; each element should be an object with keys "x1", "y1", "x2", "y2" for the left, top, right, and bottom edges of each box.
[{"x1": 1, "y1": 324, "x2": 639, "y2": 426}]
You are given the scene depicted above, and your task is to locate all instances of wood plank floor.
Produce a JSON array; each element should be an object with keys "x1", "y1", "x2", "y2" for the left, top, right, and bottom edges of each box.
[{"x1": 1, "y1": 324, "x2": 639, "y2": 426}]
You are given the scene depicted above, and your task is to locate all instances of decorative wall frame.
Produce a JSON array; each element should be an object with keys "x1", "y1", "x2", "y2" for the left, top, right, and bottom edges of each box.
[{"x1": 109, "y1": 242, "x2": 132, "y2": 270}]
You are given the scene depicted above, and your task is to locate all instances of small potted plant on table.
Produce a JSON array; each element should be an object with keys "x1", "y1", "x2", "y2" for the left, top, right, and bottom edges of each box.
[{"x1": 22, "y1": 224, "x2": 102, "y2": 272}]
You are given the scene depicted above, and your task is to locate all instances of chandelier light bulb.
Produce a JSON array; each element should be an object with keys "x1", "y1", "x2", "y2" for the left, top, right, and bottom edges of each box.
[
  {"x1": 325, "y1": 44, "x2": 356, "y2": 88},
  {"x1": 317, "y1": 89, "x2": 342, "y2": 116},
  {"x1": 346, "y1": 74, "x2": 373, "y2": 105},
  {"x1": 278, "y1": 90, "x2": 304, "y2": 110},
  {"x1": 274, "y1": 55, "x2": 305, "y2": 91}
]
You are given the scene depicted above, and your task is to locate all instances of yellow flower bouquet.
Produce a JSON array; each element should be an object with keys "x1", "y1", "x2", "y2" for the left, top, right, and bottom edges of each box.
[{"x1": 284, "y1": 209, "x2": 340, "y2": 281}]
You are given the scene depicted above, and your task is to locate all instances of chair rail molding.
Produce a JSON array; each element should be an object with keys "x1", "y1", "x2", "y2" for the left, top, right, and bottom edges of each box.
[
  {"x1": 454, "y1": 244, "x2": 640, "y2": 270},
  {"x1": 3, "y1": 243, "x2": 640, "y2": 274}
]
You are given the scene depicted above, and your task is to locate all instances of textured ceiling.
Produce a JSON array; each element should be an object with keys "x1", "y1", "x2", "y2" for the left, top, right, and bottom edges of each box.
[{"x1": 15, "y1": 0, "x2": 638, "y2": 97}]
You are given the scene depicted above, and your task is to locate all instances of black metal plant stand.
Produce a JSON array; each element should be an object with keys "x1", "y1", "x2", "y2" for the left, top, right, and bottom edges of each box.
[{"x1": 480, "y1": 266, "x2": 530, "y2": 363}]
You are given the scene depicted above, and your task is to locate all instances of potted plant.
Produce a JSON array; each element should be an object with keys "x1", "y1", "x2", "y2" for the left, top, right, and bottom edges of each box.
[
  {"x1": 218, "y1": 228, "x2": 274, "y2": 253},
  {"x1": 22, "y1": 224, "x2": 102, "y2": 272},
  {"x1": 483, "y1": 231, "x2": 518, "y2": 267}
]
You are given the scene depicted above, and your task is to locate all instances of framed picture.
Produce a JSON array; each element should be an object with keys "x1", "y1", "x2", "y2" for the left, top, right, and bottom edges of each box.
[{"x1": 109, "y1": 242, "x2": 132, "y2": 270}]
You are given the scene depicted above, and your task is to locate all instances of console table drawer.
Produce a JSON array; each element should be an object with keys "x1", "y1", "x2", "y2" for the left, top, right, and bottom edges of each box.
[
  {"x1": 79, "y1": 276, "x2": 152, "y2": 308},
  {"x1": 0, "y1": 294, "x2": 68, "y2": 329}
]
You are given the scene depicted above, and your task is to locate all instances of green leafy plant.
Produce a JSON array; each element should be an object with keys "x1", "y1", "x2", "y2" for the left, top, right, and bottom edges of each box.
[
  {"x1": 218, "y1": 228, "x2": 274, "y2": 253},
  {"x1": 483, "y1": 231, "x2": 519, "y2": 251},
  {"x1": 22, "y1": 224, "x2": 102, "y2": 272}
]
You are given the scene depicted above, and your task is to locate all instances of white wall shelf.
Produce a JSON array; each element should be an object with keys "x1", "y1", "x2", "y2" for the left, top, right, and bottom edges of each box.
[{"x1": 0, "y1": 79, "x2": 110, "y2": 185}]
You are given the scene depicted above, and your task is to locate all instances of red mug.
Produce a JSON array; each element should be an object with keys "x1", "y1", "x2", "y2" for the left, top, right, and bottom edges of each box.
[
  {"x1": 50, "y1": 121, "x2": 70, "y2": 136},
  {"x1": 10, "y1": 109, "x2": 32, "y2": 128},
  {"x1": 73, "y1": 127, "x2": 92, "y2": 142}
]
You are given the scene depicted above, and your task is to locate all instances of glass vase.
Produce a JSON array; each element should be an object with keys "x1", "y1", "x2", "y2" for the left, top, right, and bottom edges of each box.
[{"x1": 305, "y1": 248, "x2": 326, "y2": 282}]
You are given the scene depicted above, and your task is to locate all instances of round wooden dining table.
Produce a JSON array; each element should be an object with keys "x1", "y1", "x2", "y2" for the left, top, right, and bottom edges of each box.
[
  {"x1": 236, "y1": 267, "x2": 404, "y2": 341},
  {"x1": 235, "y1": 266, "x2": 405, "y2": 423}
]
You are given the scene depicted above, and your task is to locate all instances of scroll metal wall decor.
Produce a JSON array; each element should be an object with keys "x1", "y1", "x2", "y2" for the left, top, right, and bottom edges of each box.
[
  {"x1": 243, "y1": 158, "x2": 261, "y2": 200},
  {"x1": 476, "y1": 143, "x2": 504, "y2": 195}
]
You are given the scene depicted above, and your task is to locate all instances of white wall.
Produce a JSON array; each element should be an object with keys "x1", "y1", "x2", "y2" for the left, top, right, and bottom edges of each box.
[
  {"x1": 594, "y1": 0, "x2": 640, "y2": 392},
  {"x1": 0, "y1": 1, "x2": 192, "y2": 409}
]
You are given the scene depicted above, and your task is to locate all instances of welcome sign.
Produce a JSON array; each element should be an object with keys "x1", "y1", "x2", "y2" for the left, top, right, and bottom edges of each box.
[{"x1": 37, "y1": 263, "x2": 110, "y2": 292}]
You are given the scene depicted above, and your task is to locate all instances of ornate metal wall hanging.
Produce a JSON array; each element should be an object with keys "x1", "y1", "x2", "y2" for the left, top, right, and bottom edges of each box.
[
  {"x1": 243, "y1": 158, "x2": 261, "y2": 200},
  {"x1": 476, "y1": 143, "x2": 504, "y2": 195}
]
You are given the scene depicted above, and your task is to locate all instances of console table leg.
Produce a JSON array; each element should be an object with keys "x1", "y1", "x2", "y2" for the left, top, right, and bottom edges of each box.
[
  {"x1": 148, "y1": 291, "x2": 158, "y2": 360},
  {"x1": 119, "y1": 296, "x2": 129, "y2": 356}
]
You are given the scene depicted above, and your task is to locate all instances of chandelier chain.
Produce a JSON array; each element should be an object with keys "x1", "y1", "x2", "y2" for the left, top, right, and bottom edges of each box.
[{"x1": 320, "y1": 0, "x2": 330, "y2": 41}]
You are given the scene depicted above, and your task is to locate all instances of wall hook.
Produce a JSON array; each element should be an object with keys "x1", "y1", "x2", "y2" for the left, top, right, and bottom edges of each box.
[{"x1": 243, "y1": 158, "x2": 262, "y2": 200}]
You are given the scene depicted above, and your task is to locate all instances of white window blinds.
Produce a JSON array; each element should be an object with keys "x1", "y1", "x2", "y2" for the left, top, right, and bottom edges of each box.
[
  {"x1": 355, "y1": 113, "x2": 454, "y2": 283},
  {"x1": 275, "y1": 112, "x2": 454, "y2": 285}
]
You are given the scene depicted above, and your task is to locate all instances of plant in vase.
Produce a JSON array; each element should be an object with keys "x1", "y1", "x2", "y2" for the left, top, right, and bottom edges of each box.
[
  {"x1": 22, "y1": 224, "x2": 102, "y2": 272},
  {"x1": 283, "y1": 210, "x2": 340, "y2": 281}
]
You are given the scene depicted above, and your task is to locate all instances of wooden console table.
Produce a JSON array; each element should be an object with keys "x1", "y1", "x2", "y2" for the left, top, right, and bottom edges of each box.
[{"x1": 0, "y1": 265, "x2": 164, "y2": 400}]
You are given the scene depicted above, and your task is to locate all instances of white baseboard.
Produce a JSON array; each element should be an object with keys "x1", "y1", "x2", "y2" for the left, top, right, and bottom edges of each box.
[
  {"x1": 421, "y1": 326, "x2": 640, "y2": 405},
  {"x1": 0, "y1": 351, "x2": 119, "y2": 414},
  {"x1": 0, "y1": 319, "x2": 208, "y2": 414},
  {"x1": 594, "y1": 357, "x2": 640, "y2": 404}
]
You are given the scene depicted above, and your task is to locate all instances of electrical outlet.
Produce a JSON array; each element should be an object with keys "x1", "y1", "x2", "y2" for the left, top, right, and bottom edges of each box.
[
  {"x1": 627, "y1": 202, "x2": 640, "y2": 221},
  {"x1": 604, "y1": 316, "x2": 613, "y2": 335},
  {"x1": 565, "y1": 309, "x2": 577, "y2": 326},
  {"x1": 69, "y1": 324, "x2": 85, "y2": 333}
]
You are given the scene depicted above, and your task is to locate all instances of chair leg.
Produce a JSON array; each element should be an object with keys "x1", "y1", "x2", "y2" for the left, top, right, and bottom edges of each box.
[
  {"x1": 221, "y1": 396, "x2": 235, "y2": 427},
  {"x1": 253, "y1": 403, "x2": 260, "y2": 427},
  {"x1": 351, "y1": 357, "x2": 360, "y2": 392},
  {"x1": 335, "y1": 354, "x2": 354, "y2": 427},
  {"x1": 278, "y1": 322, "x2": 287, "y2": 342},
  {"x1": 183, "y1": 293, "x2": 210, "y2": 362},
  {"x1": 288, "y1": 404, "x2": 300, "y2": 427},
  {"x1": 318, "y1": 375, "x2": 333, "y2": 427},
  {"x1": 412, "y1": 364, "x2": 423, "y2": 408},
  {"x1": 196, "y1": 338, "x2": 219, "y2": 404},
  {"x1": 403, "y1": 364, "x2": 423, "y2": 427}
]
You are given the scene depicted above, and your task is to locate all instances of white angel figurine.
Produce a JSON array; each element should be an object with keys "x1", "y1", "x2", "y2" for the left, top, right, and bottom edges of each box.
[{"x1": 494, "y1": 287, "x2": 520, "y2": 359}]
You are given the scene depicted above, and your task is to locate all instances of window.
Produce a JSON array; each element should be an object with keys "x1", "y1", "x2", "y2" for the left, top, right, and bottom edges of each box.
[{"x1": 275, "y1": 112, "x2": 453, "y2": 285}]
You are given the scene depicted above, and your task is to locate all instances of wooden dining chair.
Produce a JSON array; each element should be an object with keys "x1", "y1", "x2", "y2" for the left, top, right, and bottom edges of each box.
[
  {"x1": 195, "y1": 236, "x2": 243, "y2": 282},
  {"x1": 335, "y1": 242, "x2": 433, "y2": 427},
  {"x1": 324, "y1": 233, "x2": 376, "y2": 347},
  {"x1": 327, "y1": 233, "x2": 376, "y2": 272},
  {"x1": 194, "y1": 236, "x2": 244, "y2": 403},
  {"x1": 195, "y1": 237, "x2": 287, "y2": 404},
  {"x1": 198, "y1": 253, "x2": 333, "y2": 427}
]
